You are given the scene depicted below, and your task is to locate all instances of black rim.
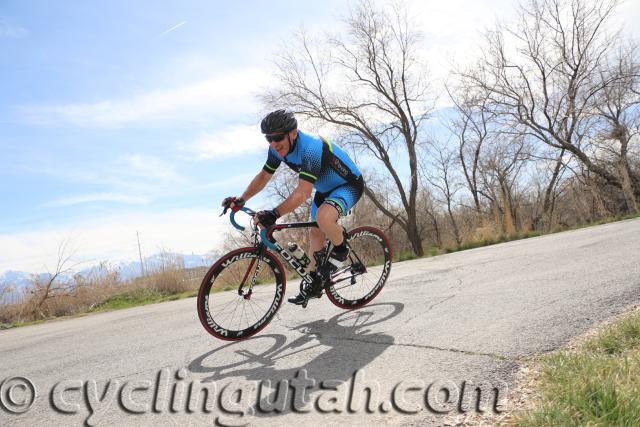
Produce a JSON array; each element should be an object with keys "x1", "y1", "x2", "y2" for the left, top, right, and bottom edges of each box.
[
  {"x1": 326, "y1": 227, "x2": 392, "y2": 308},
  {"x1": 198, "y1": 248, "x2": 286, "y2": 340}
]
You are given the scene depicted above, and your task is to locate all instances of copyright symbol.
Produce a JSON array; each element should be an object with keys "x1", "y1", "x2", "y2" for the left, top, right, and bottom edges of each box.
[{"x1": 0, "y1": 377, "x2": 36, "y2": 414}]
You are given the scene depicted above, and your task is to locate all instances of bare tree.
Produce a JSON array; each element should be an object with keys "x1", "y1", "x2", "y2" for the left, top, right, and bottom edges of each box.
[
  {"x1": 263, "y1": 0, "x2": 434, "y2": 256},
  {"x1": 563, "y1": 160, "x2": 613, "y2": 222},
  {"x1": 417, "y1": 187, "x2": 443, "y2": 248},
  {"x1": 28, "y1": 237, "x2": 82, "y2": 319},
  {"x1": 424, "y1": 140, "x2": 464, "y2": 246},
  {"x1": 592, "y1": 41, "x2": 640, "y2": 211},
  {"x1": 449, "y1": 70, "x2": 570, "y2": 232},
  {"x1": 446, "y1": 84, "x2": 497, "y2": 217},
  {"x1": 530, "y1": 147, "x2": 570, "y2": 229},
  {"x1": 461, "y1": 0, "x2": 640, "y2": 203},
  {"x1": 479, "y1": 134, "x2": 533, "y2": 234}
]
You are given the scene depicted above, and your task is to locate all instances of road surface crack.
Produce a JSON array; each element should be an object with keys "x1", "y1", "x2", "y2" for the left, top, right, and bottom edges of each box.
[
  {"x1": 400, "y1": 294, "x2": 458, "y2": 326},
  {"x1": 426, "y1": 294, "x2": 456, "y2": 311},
  {"x1": 327, "y1": 335, "x2": 509, "y2": 361}
]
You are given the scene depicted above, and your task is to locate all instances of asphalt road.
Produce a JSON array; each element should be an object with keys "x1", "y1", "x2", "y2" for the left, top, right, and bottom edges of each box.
[{"x1": 1, "y1": 219, "x2": 639, "y2": 426}]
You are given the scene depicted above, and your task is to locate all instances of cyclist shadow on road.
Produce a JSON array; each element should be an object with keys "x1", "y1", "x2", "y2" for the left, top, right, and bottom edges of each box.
[{"x1": 188, "y1": 302, "x2": 404, "y2": 418}]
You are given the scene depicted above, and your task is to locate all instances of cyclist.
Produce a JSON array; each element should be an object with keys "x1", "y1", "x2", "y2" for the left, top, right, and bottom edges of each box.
[{"x1": 221, "y1": 109, "x2": 364, "y2": 305}]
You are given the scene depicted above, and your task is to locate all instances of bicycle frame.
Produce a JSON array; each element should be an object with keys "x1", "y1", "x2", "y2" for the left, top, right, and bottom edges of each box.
[
  {"x1": 230, "y1": 208, "x2": 319, "y2": 286},
  {"x1": 229, "y1": 207, "x2": 365, "y2": 287},
  {"x1": 262, "y1": 221, "x2": 320, "y2": 286}
]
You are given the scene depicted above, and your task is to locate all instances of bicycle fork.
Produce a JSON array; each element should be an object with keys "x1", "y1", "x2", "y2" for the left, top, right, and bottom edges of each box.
[{"x1": 237, "y1": 254, "x2": 263, "y2": 300}]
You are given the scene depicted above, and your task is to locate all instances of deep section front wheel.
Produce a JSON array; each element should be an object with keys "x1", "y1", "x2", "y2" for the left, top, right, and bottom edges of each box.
[
  {"x1": 325, "y1": 226, "x2": 392, "y2": 309},
  {"x1": 197, "y1": 247, "x2": 286, "y2": 340}
]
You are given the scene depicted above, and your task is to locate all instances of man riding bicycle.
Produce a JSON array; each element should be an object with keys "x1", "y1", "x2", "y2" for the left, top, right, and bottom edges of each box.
[{"x1": 222, "y1": 109, "x2": 364, "y2": 305}]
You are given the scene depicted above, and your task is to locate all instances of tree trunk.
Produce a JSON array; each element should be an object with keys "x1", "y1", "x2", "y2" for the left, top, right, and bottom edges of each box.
[
  {"x1": 501, "y1": 183, "x2": 516, "y2": 235},
  {"x1": 586, "y1": 175, "x2": 609, "y2": 220},
  {"x1": 618, "y1": 159, "x2": 639, "y2": 213},
  {"x1": 424, "y1": 209, "x2": 442, "y2": 248},
  {"x1": 406, "y1": 211, "x2": 424, "y2": 257},
  {"x1": 492, "y1": 201, "x2": 503, "y2": 235},
  {"x1": 446, "y1": 204, "x2": 462, "y2": 246},
  {"x1": 535, "y1": 149, "x2": 565, "y2": 231}
]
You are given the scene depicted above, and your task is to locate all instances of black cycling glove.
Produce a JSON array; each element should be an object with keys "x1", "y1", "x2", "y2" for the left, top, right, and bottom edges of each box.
[
  {"x1": 256, "y1": 209, "x2": 281, "y2": 228},
  {"x1": 221, "y1": 196, "x2": 245, "y2": 214}
]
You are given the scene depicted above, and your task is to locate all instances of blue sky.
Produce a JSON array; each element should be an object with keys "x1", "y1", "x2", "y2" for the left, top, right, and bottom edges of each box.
[{"x1": 1, "y1": 0, "x2": 638, "y2": 274}]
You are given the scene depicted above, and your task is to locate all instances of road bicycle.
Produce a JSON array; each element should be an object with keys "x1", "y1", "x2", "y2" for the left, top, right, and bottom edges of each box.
[{"x1": 197, "y1": 207, "x2": 392, "y2": 341}]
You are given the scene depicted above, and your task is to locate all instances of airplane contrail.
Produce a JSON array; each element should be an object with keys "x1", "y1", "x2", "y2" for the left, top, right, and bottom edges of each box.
[{"x1": 157, "y1": 21, "x2": 187, "y2": 38}]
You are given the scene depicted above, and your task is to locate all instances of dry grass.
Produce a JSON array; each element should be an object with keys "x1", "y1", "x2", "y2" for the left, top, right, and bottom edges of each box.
[
  {"x1": 2, "y1": 213, "x2": 639, "y2": 329},
  {"x1": 0, "y1": 255, "x2": 205, "y2": 328},
  {"x1": 493, "y1": 305, "x2": 640, "y2": 426}
]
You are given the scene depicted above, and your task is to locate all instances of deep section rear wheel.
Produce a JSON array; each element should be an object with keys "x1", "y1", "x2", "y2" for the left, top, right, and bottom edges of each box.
[
  {"x1": 325, "y1": 226, "x2": 392, "y2": 309},
  {"x1": 197, "y1": 247, "x2": 286, "y2": 340}
]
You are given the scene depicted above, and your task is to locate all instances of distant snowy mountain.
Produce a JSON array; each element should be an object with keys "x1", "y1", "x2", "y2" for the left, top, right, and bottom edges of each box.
[
  {"x1": 0, "y1": 270, "x2": 33, "y2": 287},
  {"x1": 0, "y1": 271, "x2": 58, "y2": 288},
  {"x1": 0, "y1": 271, "x2": 56, "y2": 304},
  {"x1": 106, "y1": 252, "x2": 219, "y2": 280},
  {"x1": 0, "y1": 251, "x2": 220, "y2": 300}
]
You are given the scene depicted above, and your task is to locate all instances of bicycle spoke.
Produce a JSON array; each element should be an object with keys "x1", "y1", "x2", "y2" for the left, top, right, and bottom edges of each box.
[
  {"x1": 198, "y1": 248, "x2": 285, "y2": 340},
  {"x1": 211, "y1": 296, "x2": 239, "y2": 315},
  {"x1": 240, "y1": 303, "x2": 248, "y2": 332},
  {"x1": 324, "y1": 227, "x2": 391, "y2": 308},
  {"x1": 228, "y1": 297, "x2": 241, "y2": 329},
  {"x1": 246, "y1": 298, "x2": 260, "y2": 321}
]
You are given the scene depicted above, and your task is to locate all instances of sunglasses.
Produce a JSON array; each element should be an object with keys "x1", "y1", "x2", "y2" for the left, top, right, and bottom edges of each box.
[{"x1": 265, "y1": 133, "x2": 286, "y2": 143}]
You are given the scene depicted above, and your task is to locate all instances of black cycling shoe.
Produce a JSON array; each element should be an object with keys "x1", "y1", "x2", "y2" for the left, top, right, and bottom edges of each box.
[
  {"x1": 288, "y1": 273, "x2": 323, "y2": 306},
  {"x1": 327, "y1": 245, "x2": 350, "y2": 271}
]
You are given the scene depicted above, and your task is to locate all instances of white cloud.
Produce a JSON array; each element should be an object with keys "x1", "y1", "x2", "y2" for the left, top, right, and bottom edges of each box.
[
  {"x1": 0, "y1": 209, "x2": 233, "y2": 274},
  {"x1": 121, "y1": 154, "x2": 185, "y2": 183},
  {"x1": 201, "y1": 172, "x2": 259, "y2": 189},
  {"x1": 179, "y1": 125, "x2": 267, "y2": 160},
  {"x1": 19, "y1": 68, "x2": 272, "y2": 128},
  {"x1": 394, "y1": 0, "x2": 640, "y2": 109},
  {"x1": 618, "y1": 1, "x2": 640, "y2": 38},
  {"x1": 45, "y1": 193, "x2": 150, "y2": 208},
  {"x1": 36, "y1": 154, "x2": 187, "y2": 208},
  {"x1": 0, "y1": 21, "x2": 27, "y2": 38},
  {"x1": 401, "y1": 0, "x2": 516, "y2": 89}
]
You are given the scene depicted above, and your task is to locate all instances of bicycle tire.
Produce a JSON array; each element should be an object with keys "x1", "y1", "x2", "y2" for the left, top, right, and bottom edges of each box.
[
  {"x1": 197, "y1": 247, "x2": 286, "y2": 340},
  {"x1": 325, "y1": 226, "x2": 392, "y2": 309}
]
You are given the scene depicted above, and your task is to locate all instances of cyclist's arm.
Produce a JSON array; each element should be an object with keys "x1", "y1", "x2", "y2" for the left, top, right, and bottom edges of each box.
[
  {"x1": 275, "y1": 179, "x2": 313, "y2": 216},
  {"x1": 240, "y1": 170, "x2": 272, "y2": 201}
]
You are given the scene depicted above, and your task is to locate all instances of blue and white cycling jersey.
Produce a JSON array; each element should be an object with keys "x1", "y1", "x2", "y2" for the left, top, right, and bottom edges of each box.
[{"x1": 262, "y1": 130, "x2": 362, "y2": 194}]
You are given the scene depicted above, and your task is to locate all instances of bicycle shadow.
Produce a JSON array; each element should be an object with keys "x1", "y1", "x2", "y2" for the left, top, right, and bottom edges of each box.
[{"x1": 188, "y1": 302, "x2": 404, "y2": 419}]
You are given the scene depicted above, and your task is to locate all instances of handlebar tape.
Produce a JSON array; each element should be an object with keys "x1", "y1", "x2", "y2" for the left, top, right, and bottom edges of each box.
[{"x1": 260, "y1": 229, "x2": 278, "y2": 250}]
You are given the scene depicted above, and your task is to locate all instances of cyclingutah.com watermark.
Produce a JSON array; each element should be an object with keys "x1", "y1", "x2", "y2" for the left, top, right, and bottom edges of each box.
[{"x1": 1, "y1": 368, "x2": 508, "y2": 426}]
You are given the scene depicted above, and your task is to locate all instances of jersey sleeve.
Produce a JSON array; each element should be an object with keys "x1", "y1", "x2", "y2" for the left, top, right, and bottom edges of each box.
[
  {"x1": 262, "y1": 148, "x2": 281, "y2": 174},
  {"x1": 299, "y1": 142, "x2": 323, "y2": 184}
]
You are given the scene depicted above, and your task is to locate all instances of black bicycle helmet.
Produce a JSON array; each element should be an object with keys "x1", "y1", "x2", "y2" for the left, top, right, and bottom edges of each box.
[{"x1": 260, "y1": 109, "x2": 297, "y2": 134}]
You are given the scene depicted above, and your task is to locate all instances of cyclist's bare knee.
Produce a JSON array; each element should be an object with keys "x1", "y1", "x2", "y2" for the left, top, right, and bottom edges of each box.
[
  {"x1": 316, "y1": 204, "x2": 342, "y2": 245},
  {"x1": 316, "y1": 205, "x2": 339, "y2": 229}
]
